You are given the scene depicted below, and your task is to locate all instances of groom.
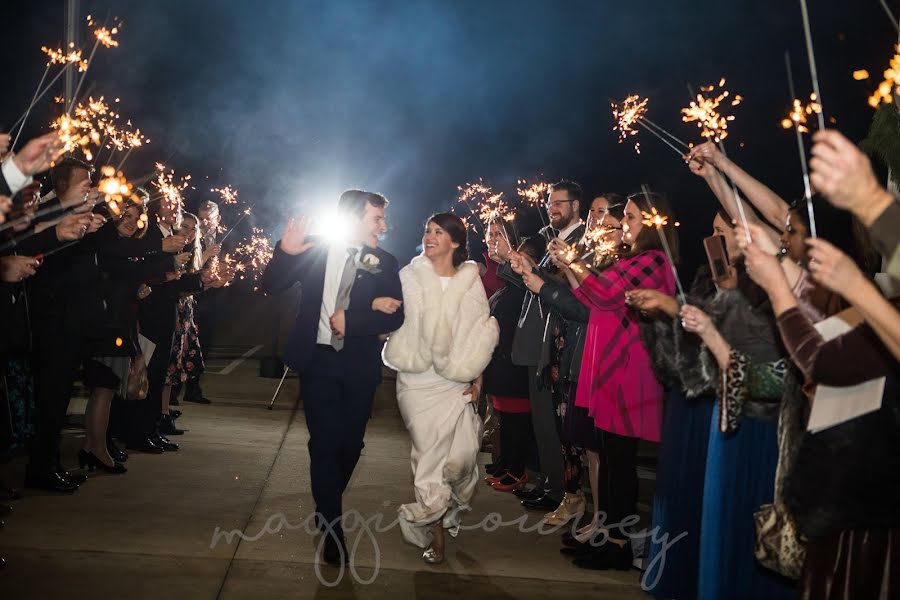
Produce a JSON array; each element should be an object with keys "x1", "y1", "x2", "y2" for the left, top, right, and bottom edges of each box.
[{"x1": 262, "y1": 190, "x2": 404, "y2": 565}]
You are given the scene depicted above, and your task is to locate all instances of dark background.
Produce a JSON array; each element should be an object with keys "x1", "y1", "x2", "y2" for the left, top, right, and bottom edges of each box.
[{"x1": 2, "y1": 0, "x2": 894, "y2": 278}]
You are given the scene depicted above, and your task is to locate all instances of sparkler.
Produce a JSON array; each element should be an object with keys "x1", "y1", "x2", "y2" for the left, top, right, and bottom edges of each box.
[
  {"x1": 611, "y1": 95, "x2": 689, "y2": 158},
  {"x1": 578, "y1": 224, "x2": 622, "y2": 268},
  {"x1": 639, "y1": 186, "x2": 686, "y2": 304},
  {"x1": 516, "y1": 178, "x2": 550, "y2": 231},
  {"x1": 456, "y1": 180, "x2": 513, "y2": 236},
  {"x1": 868, "y1": 46, "x2": 900, "y2": 107},
  {"x1": 684, "y1": 80, "x2": 751, "y2": 240},
  {"x1": 150, "y1": 163, "x2": 192, "y2": 218},
  {"x1": 798, "y1": 0, "x2": 827, "y2": 132},
  {"x1": 223, "y1": 227, "x2": 273, "y2": 289},
  {"x1": 681, "y1": 79, "x2": 743, "y2": 143},
  {"x1": 211, "y1": 185, "x2": 239, "y2": 205},
  {"x1": 784, "y1": 52, "x2": 819, "y2": 238},
  {"x1": 68, "y1": 15, "x2": 122, "y2": 116},
  {"x1": 97, "y1": 165, "x2": 144, "y2": 218},
  {"x1": 218, "y1": 206, "x2": 254, "y2": 244}
]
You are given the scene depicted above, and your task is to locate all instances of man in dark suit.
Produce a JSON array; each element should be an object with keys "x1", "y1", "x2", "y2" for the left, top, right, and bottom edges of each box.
[
  {"x1": 262, "y1": 190, "x2": 404, "y2": 565},
  {"x1": 497, "y1": 179, "x2": 586, "y2": 512}
]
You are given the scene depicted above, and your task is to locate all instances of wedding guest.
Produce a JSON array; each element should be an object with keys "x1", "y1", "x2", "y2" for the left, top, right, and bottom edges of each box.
[{"x1": 483, "y1": 232, "x2": 544, "y2": 492}]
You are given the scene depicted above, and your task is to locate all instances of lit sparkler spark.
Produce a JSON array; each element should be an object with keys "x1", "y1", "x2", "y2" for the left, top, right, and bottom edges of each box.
[
  {"x1": 229, "y1": 228, "x2": 274, "y2": 288},
  {"x1": 211, "y1": 185, "x2": 239, "y2": 205},
  {"x1": 97, "y1": 165, "x2": 140, "y2": 217},
  {"x1": 853, "y1": 69, "x2": 870, "y2": 81},
  {"x1": 780, "y1": 93, "x2": 822, "y2": 134},
  {"x1": 152, "y1": 163, "x2": 192, "y2": 216},
  {"x1": 611, "y1": 95, "x2": 649, "y2": 152},
  {"x1": 88, "y1": 14, "x2": 122, "y2": 48},
  {"x1": 868, "y1": 46, "x2": 900, "y2": 107},
  {"x1": 42, "y1": 44, "x2": 88, "y2": 71},
  {"x1": 579, "y1": 225, "x2": 622, "y2": 267},
  {"x1": 681, "y1": 79, "x2": 743, "y2": 143},
  {"x1": 51, "y1": 109, "x2": 100, "y2": 161},
  {"x1": 516, "y1": 179, "x2": 550, "y2": 207},
  {"x1": 457, "y1": 180, "x2": 513, "y2": 230},
  {"x1": 641, "y1": 207, "x2": 670, "y2": 229}
]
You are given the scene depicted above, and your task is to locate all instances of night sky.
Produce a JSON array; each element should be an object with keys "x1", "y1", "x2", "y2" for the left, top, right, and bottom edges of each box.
[{"x1": 3, "y1": 0, "x2": 894, "y2": 276}]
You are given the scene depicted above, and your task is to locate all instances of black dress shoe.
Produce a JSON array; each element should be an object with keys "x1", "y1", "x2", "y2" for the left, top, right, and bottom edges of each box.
[
  {"x1": 24, "y1": 469, "x2": 79, "y2": 492},
  {"x1": 151, "y1": 434, "x2": 179, "y2": 451},
  {"x1": 108, "y1": 442, "x2": 128, "y2": 463},
  {"x1": 78, "y1": 450, "x2": 127, "y2": 474},
  {"x1": 513, "y1": 487, "x2": 543, "y2": 501},
  {"x1": 184, "y1": 394, "x2": 211, "y2": 405},
  {"x1": 57, "y1": 467, "x2": 87, "y2": 485},
  {"x1": 321, "y1": 535, "x2": 349, "y2": 566},
  {"x1": 170, "y1": 410, "x2": 182, "y2": 419},
  {"x1": 126, "y1": 436, "x2": 165, "y2": 454},
  {"x1": 521, "y1": 495, "x2": 561, "y2": 511},
  {"x1": 0, "y1": 486, "x2": 21, "y2": 501},
  {"x1": 572, "y1": 541, "x2": 633, "y2": 571},
  {"x1": 158, "y1": 414, "x2": 185, "y2": 436}
]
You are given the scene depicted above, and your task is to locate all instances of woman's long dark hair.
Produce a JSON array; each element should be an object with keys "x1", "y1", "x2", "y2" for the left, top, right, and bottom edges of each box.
[
  {"x1": 626, "y1": 191, "x2": 680, "y2": 265},
  {"x1": 427, "y1": 212, "x2": 469, "y2": 267}
]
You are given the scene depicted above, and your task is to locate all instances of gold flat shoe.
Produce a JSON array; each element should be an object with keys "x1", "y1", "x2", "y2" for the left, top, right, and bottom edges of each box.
[{"x1": 422, "y1": 546, "x2": 444, "y2": 564}]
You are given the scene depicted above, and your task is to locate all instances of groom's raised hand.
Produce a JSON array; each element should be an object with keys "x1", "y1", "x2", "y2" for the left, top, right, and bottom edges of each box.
[{"x1": 280, "y1": 216, "x2": 316, "y2": 255}]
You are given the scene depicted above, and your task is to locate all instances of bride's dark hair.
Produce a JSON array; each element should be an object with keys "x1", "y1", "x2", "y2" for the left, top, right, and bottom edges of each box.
[{"x1": 427, "y1": 212, "x2": 469, "y2": 267}]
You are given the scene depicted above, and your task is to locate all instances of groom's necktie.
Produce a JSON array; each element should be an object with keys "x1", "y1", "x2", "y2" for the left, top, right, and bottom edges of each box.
[{"x1": 331, "y1": 247, "x2": 359, "y2": 351}]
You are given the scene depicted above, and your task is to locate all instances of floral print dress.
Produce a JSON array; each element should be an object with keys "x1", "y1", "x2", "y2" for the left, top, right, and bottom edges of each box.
[{"x1": 166, "y1": 296, "x2": 205, "y2": 385}]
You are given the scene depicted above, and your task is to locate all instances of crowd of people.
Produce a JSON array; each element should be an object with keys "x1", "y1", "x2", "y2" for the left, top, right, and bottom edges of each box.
[
  {"x1": 468, "y1": 129, "x2": 898, "y2": 598},
  {"x1": 0, "y1": 131, "x2": 235, "y2": 569}
]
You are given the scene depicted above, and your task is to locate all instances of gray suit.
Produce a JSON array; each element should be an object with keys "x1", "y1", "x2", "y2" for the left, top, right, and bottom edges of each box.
[{"x1": 499, "y1": 222, "x2": 586, "y2": 502}]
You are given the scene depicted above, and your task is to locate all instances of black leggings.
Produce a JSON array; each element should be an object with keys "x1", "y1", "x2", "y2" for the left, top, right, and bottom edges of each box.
[
  {"x1": 598, "y1": 429, "x2": 639, "y2": 541},
  {"x1": 498, "y1": 410, "x2": 533, "y2": 478}
]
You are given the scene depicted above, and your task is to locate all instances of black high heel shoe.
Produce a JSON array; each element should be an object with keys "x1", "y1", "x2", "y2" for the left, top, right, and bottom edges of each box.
[
  {"x1": 78, "y1": 450, "x2": 127, "y2": 474},
  {"x1": 107, "y1": 437, "x2": 128, "y2": 463}
]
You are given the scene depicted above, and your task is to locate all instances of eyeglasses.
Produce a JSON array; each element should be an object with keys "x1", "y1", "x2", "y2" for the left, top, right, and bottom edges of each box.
[{"x1": 545, "y1": 200, "x2": 572, "y2": 210}]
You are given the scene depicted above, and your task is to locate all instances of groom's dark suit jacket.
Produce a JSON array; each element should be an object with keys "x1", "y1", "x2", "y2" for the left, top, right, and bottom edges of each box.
[{"x1": 262, "y1": 241, "x2": 404, "y2": 384}]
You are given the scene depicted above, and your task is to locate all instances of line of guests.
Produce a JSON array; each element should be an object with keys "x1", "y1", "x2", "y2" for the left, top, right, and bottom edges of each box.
[
  {"x1": 477, "y1": 131, "x2": 899, "y2": 599},
  {"x1": 0, "y1": 134, "x2": 234, "y2": 568}
]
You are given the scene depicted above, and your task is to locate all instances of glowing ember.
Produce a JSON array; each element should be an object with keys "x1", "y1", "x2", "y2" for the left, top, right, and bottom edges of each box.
[
  {"x1": 88, "y1": 15, "x2": 122, "y2": 48},
  {"x1": 42, "y1": 44, "x2": 88, "y2": 71},
  {"x1": 641, "y1": 207, "x2": 670, "y2": 229},
  {"x1": 457, "y1": 180, "x2": 514, "y2": 227},
  {"x1": 681, "y1": 79, "x2": 742, "y2": 143},
  {"x1": 868, "y1": 46, "x2": 900, "y2": 107},
  {"x1": 612, "y1": 95, "x2": 649, "y2": 153},
  {"x1": 211, "y1": 185, "x2": 239, "y2": 205},
  {"x1": 852, "y1": 69, "x2": 870, "y2": 81},
  {"x1": 97, "y1": 165, "x2": 140, "y2": 217},
  {"x1": 228, "y1": 228, "x2": 274, "y2": 288},
  {"x1": 152, "y1": 163, "x2": 192, "y2": 216},
  {"x1": 516, "y1": 179, "x2": 550, "y2": 207},
  {"x1": 780, "y1": 93, "x2": 823, "y2": 134}
]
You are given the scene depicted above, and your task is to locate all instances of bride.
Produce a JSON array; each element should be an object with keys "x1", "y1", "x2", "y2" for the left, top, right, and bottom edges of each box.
[{"x1": 382, "y1": 212, "x2": 499, "y2": 564}]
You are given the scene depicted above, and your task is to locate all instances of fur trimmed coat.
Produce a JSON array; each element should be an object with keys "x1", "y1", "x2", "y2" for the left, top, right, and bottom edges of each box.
[{"x1": 383, "y1": 256, "x2": 499, "y2": 383}]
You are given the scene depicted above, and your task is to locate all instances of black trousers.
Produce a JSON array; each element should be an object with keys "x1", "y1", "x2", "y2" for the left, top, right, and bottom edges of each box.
[
  {"x1": 528, "y1": 375, "x2": 564, "y2": 502},
  {"x1": 498, "y1": 410, "x2": 532, "y2": 478},
  {"x1": 30, "y1": 320, "x2": 85, "y2": 471},
  {"x1": 124, "y1": 328, "x2": 172, "y2": 441},
  {"x1": 598, "y1": 429, "x2": 639, "y2": 541},
  {"x1": 300, "y1": 346, "x2": 377, "y2": 538}
]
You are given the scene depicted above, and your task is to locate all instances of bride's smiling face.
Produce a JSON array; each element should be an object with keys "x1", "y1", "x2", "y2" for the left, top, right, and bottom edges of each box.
[{"x1": 422, "y1": 220, "x2": 459, "y2": 261}]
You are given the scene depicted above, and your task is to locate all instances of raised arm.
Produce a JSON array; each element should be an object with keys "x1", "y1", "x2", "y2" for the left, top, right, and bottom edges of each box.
[
  {"x1": 691, "y1": 142, "x2": 791, "y2": 231},
  {"x1": 261, "y1": 217, "x2": 318, "y2": 295}
]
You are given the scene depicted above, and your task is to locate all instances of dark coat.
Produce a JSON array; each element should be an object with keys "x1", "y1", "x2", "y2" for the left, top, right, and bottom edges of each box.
[
  {"x1": 261, "y1": 242, "x2": 404, "y2": 385},
  {"x1": 483, "y1": 285, "x2": 530, "y2": 398}
]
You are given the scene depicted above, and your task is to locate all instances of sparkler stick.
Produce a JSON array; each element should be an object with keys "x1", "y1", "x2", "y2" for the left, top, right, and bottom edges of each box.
[
  {"x1": 798, "y1": 0, "x2": 827, "y2": 131},
  {"x1": 218, "y1": 205, "x2": 254, "y2": 244},
  {"x1": 640, "y1": 116, "x2": 690, "y2": 150},
  {"x1": 635, "y1": 119, "x2": 689, "y2": 158},
  {"x1": 35, "y1": 240, "x2": 81, "y2": 261},
  {"x1": 880, "y1": 0, "x2": 900, "y2": 33},
  {"x1": 11, "y1": 64, "x2": 50, "y2": 151},
  {"x1": 68, "y1": 16, "x2": 121, "y2": 116},
  {"x1": 784, "y1": 52, "x2": 819, "y2": 238},
  {"x1": 9, "y1": 65, "x2": 69, "y2": 137},
  {"x1": 640, "y1": 184, "x2": 686, "y2": 304}
]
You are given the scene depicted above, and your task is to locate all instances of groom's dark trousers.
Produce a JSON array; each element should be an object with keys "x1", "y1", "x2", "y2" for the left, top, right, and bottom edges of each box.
[{"x1": 262, "y1": 241, "x2": 404, "y2": 537}]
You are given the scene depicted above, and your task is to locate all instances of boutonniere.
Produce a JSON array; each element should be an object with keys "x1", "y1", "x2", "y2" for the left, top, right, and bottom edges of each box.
[{"x1": 357, "y1": 252, "x2": 382, "y2": 275}]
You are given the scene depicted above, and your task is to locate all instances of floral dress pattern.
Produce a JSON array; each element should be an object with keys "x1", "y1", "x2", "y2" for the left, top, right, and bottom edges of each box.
[
  {"x1": 546, "y1": 317, "x2": 584, "y2": 495},
  {"x1": 165, "y1": 297, "x2": 205, "y2": 386}
]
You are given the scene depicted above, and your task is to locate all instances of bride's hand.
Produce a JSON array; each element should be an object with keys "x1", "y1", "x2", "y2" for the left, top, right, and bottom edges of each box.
[
  {"x1": 463, "y1": 376, "x2": 482, "y2": 402},
  {"x1": 372, "y1": 296, "x2": 403, "y2": 314}
]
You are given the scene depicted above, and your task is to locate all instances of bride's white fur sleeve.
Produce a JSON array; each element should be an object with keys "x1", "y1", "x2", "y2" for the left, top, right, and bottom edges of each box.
[{"x1": 382, "y1": 267, "x2": 430, "y2": 374}]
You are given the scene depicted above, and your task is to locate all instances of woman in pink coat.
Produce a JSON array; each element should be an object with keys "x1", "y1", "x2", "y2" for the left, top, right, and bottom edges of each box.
[{"x1": 555, "y1": 190, "x2": 677, "y2": 570}]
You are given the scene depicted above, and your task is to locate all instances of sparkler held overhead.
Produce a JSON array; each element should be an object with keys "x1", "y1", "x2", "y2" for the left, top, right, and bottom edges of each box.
[
  {"x1": 784, "y1": 52, "x2": 820, "y2": 238},
  {"x1": 611, "y1": 94, "x2": 689, "y2": 158}
]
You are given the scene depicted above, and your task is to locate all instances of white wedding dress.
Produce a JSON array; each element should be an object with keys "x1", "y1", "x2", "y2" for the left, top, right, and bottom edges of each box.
[{"x1": 383, "y1": 260, "x2": 498, "y2": 548}]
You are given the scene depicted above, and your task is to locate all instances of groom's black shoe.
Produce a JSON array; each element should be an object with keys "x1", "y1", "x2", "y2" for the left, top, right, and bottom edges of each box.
[
  {"x1": 521, "y1": 494, "x2": 562, "y2": 511},
  {"x1": 322, "y1": 534, "x2": 349, "y2": 566}
]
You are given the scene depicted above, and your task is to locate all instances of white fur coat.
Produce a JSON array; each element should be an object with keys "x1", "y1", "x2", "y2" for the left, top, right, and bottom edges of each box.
[{"x1": 383, "y1": 256, "x2": 499, "y2": 383}]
